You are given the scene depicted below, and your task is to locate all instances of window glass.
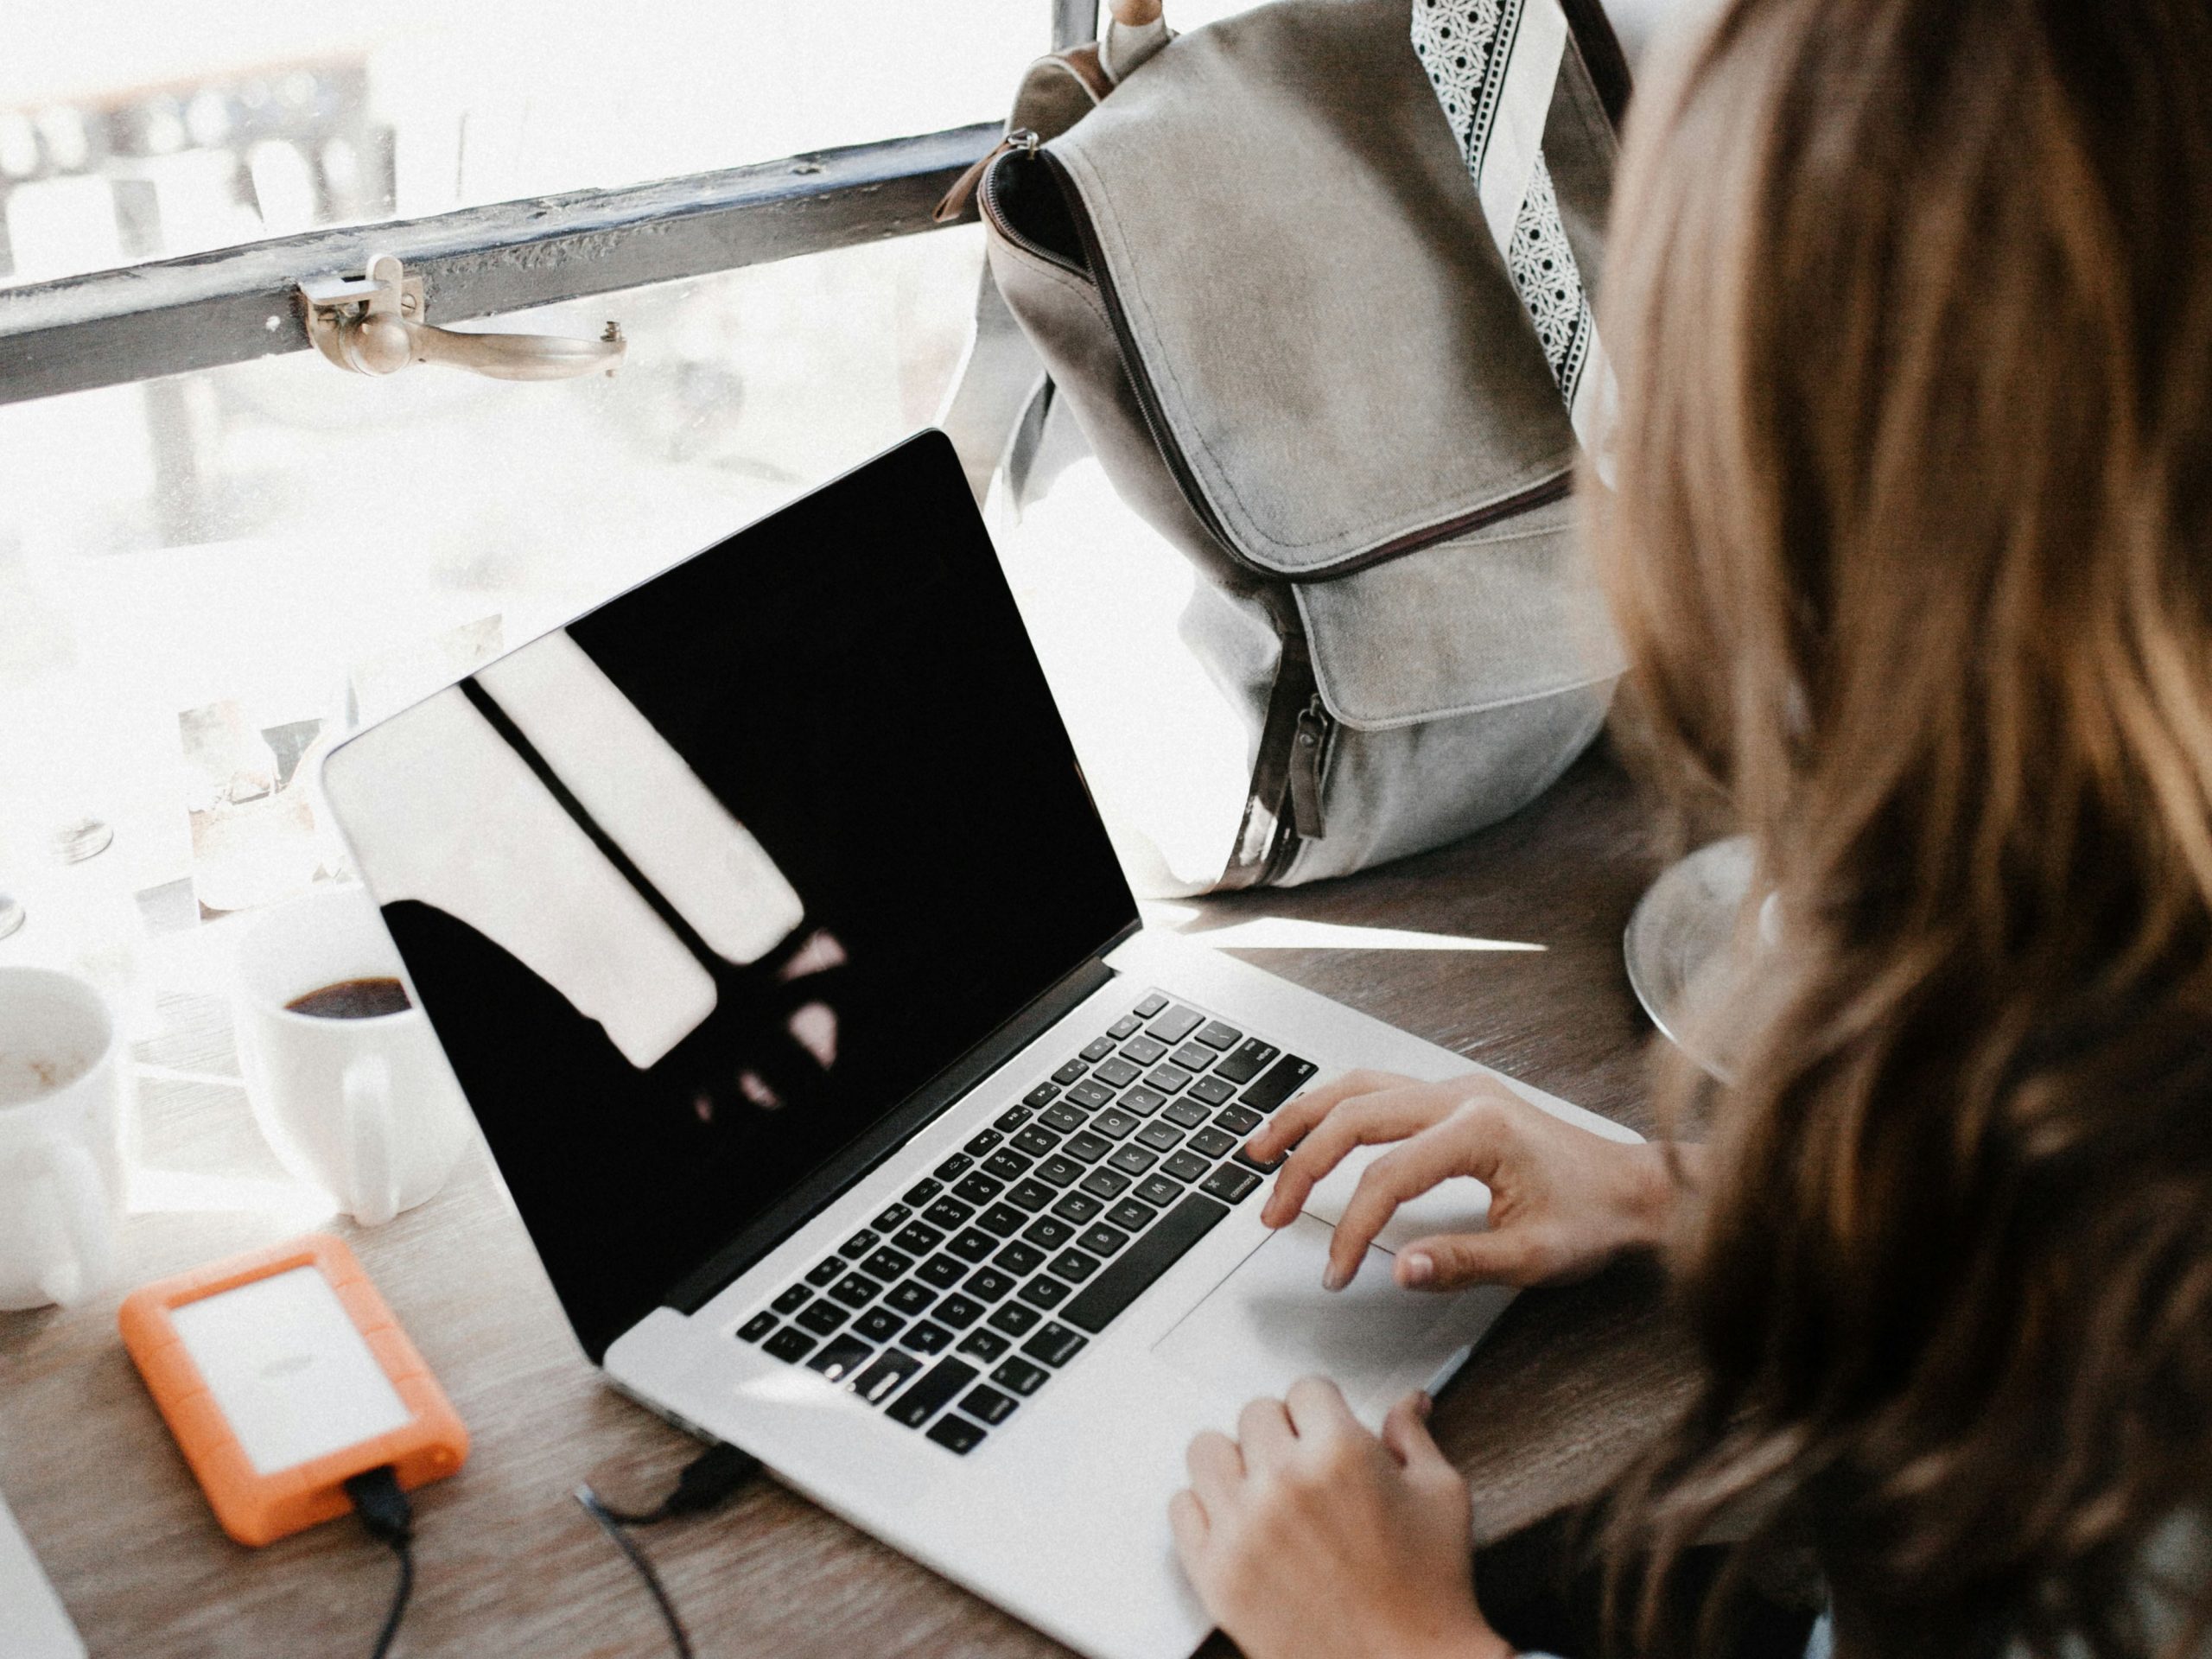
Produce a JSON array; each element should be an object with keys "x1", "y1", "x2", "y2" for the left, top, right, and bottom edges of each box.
[
  {"x1": 0, "y1": 0, "x2": 1042, "y2": 286},
  {"x1": 0, "y1": 229, "x2": 984, "y2": 933}
]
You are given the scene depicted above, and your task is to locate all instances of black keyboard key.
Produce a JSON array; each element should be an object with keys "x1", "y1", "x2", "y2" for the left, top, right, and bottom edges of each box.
[
  {"x1": 1146, "y1": 1064, "x2": 1195, "y2": 1095},
  {"x1": 1122, "y1": 1084, "x2": 1170, "y2": 1117},
  {"x1": 965, "y1": 1267, "x2": 1018, "y2": 1301},
  {"x1": 1235, "y1": 1145, "x2": 1287, "y2": 1174},
  {"x1": 852, "y1": 1350, "x2": 925, "y2": 1407},
  {"x1": 995, "y1": 1104, "x2": 1034, "y2": 1133},
  {"x1": 935, "y1": 1153, "x2": 974, "y2": 1180},
  {"x1": 737, "y1": 1311, "x2": 777, "y2": 1342},
  {"x1": 994, "y1": 1241, "x2": 1047, "y2": 1275},
  {"x1": 1213, "y1": 1103, "x2": 1263, "y2": 1135},
  {"x1": 887, "y1": 1357, "x2": 980, "y2": 1427},
  {"x1": 927, "y1": 1415, "x2": 987, "y2": 1455},
  {"x1": 1122, "y1": 1035, "x2": 1170, "y2": 1066},
  {"x1": 1023, "y1": 1215, "x2": 1076, "y2": 1249},
  {"x1": 1080, "y1": 1035, "x2": 1117, "y2": 1062},
  {"x1": 934, "y1": 1293, "x2": 985, "y2": 1329},
  {"x1": 1134, "y1": 992, "x2": 1169, "y2": 1017},
  {"x1": 1201, "y1": 1164, "x2": 1265, "y2": 1204},
  {"x1": 772, "y1": 1284, "x2": 810, "y2": 1314},
  {"x1": 1064, "y1": 1192, "x2": 1231, "y2": 1334},
  {"x1": 1081, "y1": 1166, "x2": 1134, "y2": 1199},
  {"x1": 829, "y1": 1273, "x2": 884, "y2": 1309},
  {"x1": 1137, "y1": 1121, "x2": 1185, "y2": 1152},
  {"x1": 1039, "y1": 1102, "x2": 1089, "y2": 1133},
  {"x1": 923, "y1": 1197, "x2": 976, "y2": 1230},
  {"x1": 1212, "y1": 1038, "x2": 1279, "y2": 1085},
  {"x1": 962, "y1": 1384, "x2": 1019, "y2": 1425},
  {"x1": 1164, "y1": 1150, "x2": 1212, "y2": 1184},
  {"x1": 855, "y1": 1306, "x2": 906, "y2": 1343},
  {"x1": 1108, "y1": 1014, "x2": 1144, "y2": 1039},
  {"x1": 1025, "y1": 1081, "x2": 1061, "y2": 1109},
  {"x1": 892, "y1": 1222, "x2": 945, "y2": 1255},
  {"x1": 1109, "y1": 1144, "x2": 1161, "y2": 1176},
  {"x1": 905, "y1": 1177, "x2": 945, "y2": 1206},
  {"x1": 806, "y1": 1334, "x2": 873, "y2": 1382},
  {"x1": 1011, "y1": 1125, "x2": 1062, "y2": 1157},
  {"x1": 804, "y1": 1257, "x2": 844, "y2": 1287},
  {"x1": 1105, "y1": 1198, "x2": 1157, "y2": 1231},
  {"x1": 1062, "y1": 1130, "x2": 1113, "y2": 1163},
  {"x1": 1035, "y1": 1154, "x2": 1084, "y2": 1188},
  {"x1": 1240, "y1": 1055, "x2": 1319, "y2": 1113},
  {"x1": 918, "y1": 1253, "x2": 969, "y2": 1290},
  {"x1": 1172, "y1": 1041, "x2": 1217, "y2": 1072},
  {"x1": 1078, "y1": 1224, "x2": 1130, "y2": 1256},
  {"x1": 1162, "y1": 1097, "x2": 1210, "y2": 1129},
  {"x1": 797, "y1": 1300, "x2": 849, "y2": 1336},
  {"x1": 988, "y1": 1300, "x2": 1041, "y2": 1337},
  {"x1": 1090, "y1": 1108, "x2": 1140, "y2": 1141},
  {"x1": 887, "y1": 1281, "x2": 937, "y2": 1317},
  {"x1": 1147, "y1": 1006, "x2": 1204, "y2": 1044},
  {"x1": 1022, "y1": 1323, "x2": 1089, "y2": 1367},
  {"x1": 1195, "y1": 1020, "x2": 1243, "y2": 1051},
  {"x1": 948, "y1": 1227, "x2": 998, "y2": 1263},
  {"x1": 1006, "y1": 1179, "x2": 1058, "y2": 1212},
  {"x1": 1093, "y1": 1057, "x2": 1142, "y2": 1089},
  {"x1": 1188, "y1": 1075, "x2": 1236, "y2": 1107},
  {"x1": 957, "y1": 1328, "x2": 1011, "y2": 1363},
  {"x1": 901, "y1": 1319, "x2": 952, "y2": 1355},
  {"x1": 1188, "y1": 1126, "x2": 1237, "y2": 1160},
  {"x1": 1052, "y1": 1058, "x2": 1089, "y2": 1085},
  {"x1": 1066, "y1": 1080, "x2": 1116, "y2": 1110},
  {"x1": 952, "y1": 1173, "x2": 1004, "y2": 1205},
  {"x1": 1017, "y1": 1274, "x2": 1071, "y2": 1310},
  {"x1": 1135, "y1": 1174, "x2": 1183, "y2": 1208},
  {"x1": 763, "y1": 1327, "x2": 817, "y2": 1363},
  {"x1": 861, "y1": 1248, "x2": 914, "y2": 1281},
  {"x1": 875, "y1": 1207, "x2": 915, "y2": 1237},
  {"x1": 982, "y1": 1150, "x2": 1033, "y2": 1183},
  {"x1": 840, "y1": 1229, "x2": 880, "y2": 1259},
  {"x1": 992, "y1": 1357, "x2": 1052, "y2": 1395},
  {"x1": 1047, "y1": 1249, "x2": 1103, "y2": 1283},
  {"x1": 978, "y1": 1202, "x2": 1028, "y2": 1236},
  {"x1": 966, "y1": 1128, "x2": 1004, "y2": 1156},
  {"x1": 1052, "y1": 1191, "x2": 1104, "y2": 1223}
]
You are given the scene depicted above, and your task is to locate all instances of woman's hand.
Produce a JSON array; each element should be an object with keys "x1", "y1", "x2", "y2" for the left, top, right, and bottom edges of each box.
[
  {"x1": 1246, "y1": 1071, "x2": 1688, "y2": 1294},
  {"x1": 1170, "y1": 1380, "x2": 1511, "y2": 1659}
]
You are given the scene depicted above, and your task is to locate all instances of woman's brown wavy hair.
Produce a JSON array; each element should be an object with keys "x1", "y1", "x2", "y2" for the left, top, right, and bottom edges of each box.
[{"x1": 1585, "y1": 0, "x2": 2212, "y2": 1654}]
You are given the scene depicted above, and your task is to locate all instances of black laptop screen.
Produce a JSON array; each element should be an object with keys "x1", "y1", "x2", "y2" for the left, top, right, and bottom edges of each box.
[{"x1": 325, "y1": 434, "x2": 1139, "y2": 1358}]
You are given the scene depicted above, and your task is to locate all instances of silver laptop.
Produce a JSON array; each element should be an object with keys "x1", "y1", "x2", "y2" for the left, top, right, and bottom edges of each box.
[{"x1": 320, "y1": 431, "x2": 1633, "y2": 1659}]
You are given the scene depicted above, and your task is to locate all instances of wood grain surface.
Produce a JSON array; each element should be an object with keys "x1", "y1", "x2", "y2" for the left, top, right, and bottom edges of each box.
[{"x1": 0, "y1": 746, "x2": 1697, "y2": 1657}]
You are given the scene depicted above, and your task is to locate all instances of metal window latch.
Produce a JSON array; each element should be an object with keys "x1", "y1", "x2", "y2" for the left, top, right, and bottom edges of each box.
[{"x1": 299, "y1": 254, "x2": 625, "y2": 380}]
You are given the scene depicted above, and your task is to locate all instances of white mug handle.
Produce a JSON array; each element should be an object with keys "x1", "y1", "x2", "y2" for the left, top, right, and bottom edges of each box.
[
  {"x1": 32, "y1": 1140, "x2": 113, "y2": 1307},
  {"x1": 341, "y1": 1053, "x2": 401, "y2": 1227}
]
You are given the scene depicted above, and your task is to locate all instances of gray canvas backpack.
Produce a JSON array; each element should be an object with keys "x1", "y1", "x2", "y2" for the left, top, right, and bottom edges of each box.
[{"x1": 943, "y1": 0, "x2": 1630, "y2": 888}]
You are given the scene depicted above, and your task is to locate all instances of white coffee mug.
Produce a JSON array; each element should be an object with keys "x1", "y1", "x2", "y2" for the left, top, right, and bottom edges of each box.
[
  {"x1": 232, "y1": 887, "x2": 471, "y2": 1226},
  {"x1": 0, "y1": 967, "x2": 128, "y2": 1310}
]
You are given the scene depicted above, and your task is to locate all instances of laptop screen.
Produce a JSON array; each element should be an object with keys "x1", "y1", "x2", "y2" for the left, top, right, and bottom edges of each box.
[{"x1": 323, "y1": 434, "x2": 1139, "y2": 1358}]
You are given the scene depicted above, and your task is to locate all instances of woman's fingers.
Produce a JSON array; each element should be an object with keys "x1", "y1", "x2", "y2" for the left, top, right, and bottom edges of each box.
[
  {"x1": 1236, "y1": 1395, "x2": 1297, "y2": 1462},
  {"x1": 1379, "y1": 1390, "x2": 1452, "y2": 1473},
  {"x1": 1166, "y1": 1486, "x2": 1210, "y2": 1569},
  {"x1": 1185, "y1": 1428, "x2": 1246, "y2": 1510},
  {"x1": 1246, "y1": 1070, "x2": 1414, "y2": 1165},
  {"x1": 1395, "y1": 1227, "x2": 1556, "y2": 1290},
  {"x1": 1283, "y1": 1374, "x2": 1361, "y2": 1445},
  {"x1": 1325, "y1": 1109, "x2": 1511, "y2": 1287},
  {"x1": 1259, "y1": 1088, "x2": 1460, "y2": 1227}
]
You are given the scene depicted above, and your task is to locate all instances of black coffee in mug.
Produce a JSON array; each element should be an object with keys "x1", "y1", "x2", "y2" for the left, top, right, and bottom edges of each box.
[{"x1": 286, "y1": 977, "x2": 411, "y2": 1020}]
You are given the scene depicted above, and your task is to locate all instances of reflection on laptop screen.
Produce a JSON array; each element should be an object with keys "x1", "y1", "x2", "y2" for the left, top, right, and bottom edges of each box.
[{"x1": 324, "y1": 435, "x2": 1138, "y2": 1358}]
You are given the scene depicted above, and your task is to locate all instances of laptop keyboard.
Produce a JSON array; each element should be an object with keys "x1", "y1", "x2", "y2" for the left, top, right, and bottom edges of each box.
[{"x1": 731, "y1": 990, "x2": 1318, "y2": 1455}]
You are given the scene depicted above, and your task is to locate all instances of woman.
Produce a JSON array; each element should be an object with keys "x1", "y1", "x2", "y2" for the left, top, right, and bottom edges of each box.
[{"x1": 1170, "y1": 1, "x2": 2212, "y2": 1656}]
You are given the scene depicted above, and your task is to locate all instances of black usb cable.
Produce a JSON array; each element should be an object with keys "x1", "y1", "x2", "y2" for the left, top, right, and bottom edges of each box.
[
  {"x1": 344, "y1": 1466, "x2": 415, "y2": 1659},
  {"x1": 575, "y1": 1441, "x2": 762, "y2": 1658}
]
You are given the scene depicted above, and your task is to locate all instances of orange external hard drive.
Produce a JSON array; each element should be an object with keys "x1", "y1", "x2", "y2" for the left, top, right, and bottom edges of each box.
[{"x1": 118, "y1": 1233, "x2": 467, "y2": 1547}]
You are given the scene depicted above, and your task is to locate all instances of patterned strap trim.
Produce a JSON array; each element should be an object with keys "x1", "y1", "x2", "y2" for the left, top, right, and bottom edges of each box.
[{"x1": 1411, "y1": 0, "x2": 1618, "y2": 472}]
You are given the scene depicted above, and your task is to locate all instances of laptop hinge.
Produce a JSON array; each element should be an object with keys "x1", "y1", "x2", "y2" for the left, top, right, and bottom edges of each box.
[{"x1": 660, "y1": 944, "x2": 1130, "y2": 1321}]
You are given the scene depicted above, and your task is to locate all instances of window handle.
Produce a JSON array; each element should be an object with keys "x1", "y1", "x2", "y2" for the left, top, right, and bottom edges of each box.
[{"x1": 300, "y1": 254, "x2": 624, "y2": 381}]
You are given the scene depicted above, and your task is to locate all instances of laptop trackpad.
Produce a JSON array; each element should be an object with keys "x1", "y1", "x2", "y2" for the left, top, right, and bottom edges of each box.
[{"x1": 1150, "y1": 1215, "x2": 1508, "y2": 1421}]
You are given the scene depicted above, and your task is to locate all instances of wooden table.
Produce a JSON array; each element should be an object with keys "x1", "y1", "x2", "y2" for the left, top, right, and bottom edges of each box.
[{"x1": 0, "y1": 747, "x2": 1697, "y2": 1658}]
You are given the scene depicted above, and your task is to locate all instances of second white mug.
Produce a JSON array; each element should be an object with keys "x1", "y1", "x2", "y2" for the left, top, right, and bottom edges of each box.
[{"x1": 232, "y1": 887, "x2": 472, "y2": 1226}]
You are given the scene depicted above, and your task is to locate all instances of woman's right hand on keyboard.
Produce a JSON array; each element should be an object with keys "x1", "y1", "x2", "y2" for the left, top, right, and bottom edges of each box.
[{"x1": 1244, "y1": 1071, "x2": 1692, "y2": 1294}]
